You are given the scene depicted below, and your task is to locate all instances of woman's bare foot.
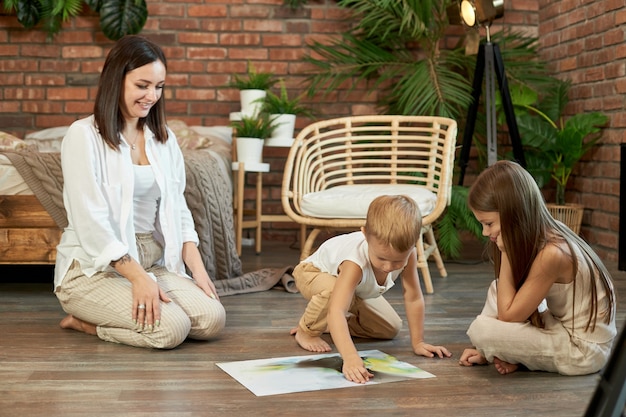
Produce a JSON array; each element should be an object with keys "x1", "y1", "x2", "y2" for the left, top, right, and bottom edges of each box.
[
  {"x1": 60, "y1": 314, "x2": 97, "y2": 336},
  {"x1": 290, "y1": 327, "x2": 332, "y2": 352},
  {"x1": 494, "y1": 357, "x2": 519, "y2": 375}
]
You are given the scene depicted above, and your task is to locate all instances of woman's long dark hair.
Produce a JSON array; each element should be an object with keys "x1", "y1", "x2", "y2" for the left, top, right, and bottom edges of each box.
[
  {"x1": 94, "y1": 35, "x2": 168, "y2": 150},
  {"x1": 468, "y1": 160, "x2": 614, "y2": 331}
]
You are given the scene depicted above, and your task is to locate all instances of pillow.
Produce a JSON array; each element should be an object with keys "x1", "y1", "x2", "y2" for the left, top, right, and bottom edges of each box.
[
  {"x1": 24, "y1": 126, "x2": 69, "y2": 152},
  {"x1": 168, "y1": 119, "x2": 213, "y2": 150},
  {"x1": 300, "y1": 184, "x2": 437, "y2": 219},
  {"x1": 0, "y1": 131, "x2": 35, "y2": 151}
]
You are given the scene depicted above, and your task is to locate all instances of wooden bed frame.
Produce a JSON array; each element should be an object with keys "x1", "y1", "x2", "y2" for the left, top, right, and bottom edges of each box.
[{"x1": 0, "y1": 195, "x2": 60, "y2": 264}]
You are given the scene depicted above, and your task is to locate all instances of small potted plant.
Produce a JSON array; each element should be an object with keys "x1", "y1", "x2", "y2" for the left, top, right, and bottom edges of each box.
[
  {"x1": 230, "y1": 114, "x2": 277, "y2": 165},
  {"x1": 228, "y1": 62, "x2": 277, "y2": 118},
  {"x1": 262, "y1": 80, "x2": 314, "y2": 146},
  {"x1": 507, "y1": 79, "x2": 609, "y2": 233}
]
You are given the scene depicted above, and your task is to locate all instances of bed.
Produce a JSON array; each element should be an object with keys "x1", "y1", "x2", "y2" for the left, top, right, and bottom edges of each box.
[{"x1": 0, "y1": 122, "x2": 296, "y2": 296}]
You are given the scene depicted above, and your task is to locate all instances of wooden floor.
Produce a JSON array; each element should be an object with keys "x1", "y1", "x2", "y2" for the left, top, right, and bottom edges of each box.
[{"x1": 1, "y1": 239, "x2": 625, "y2": 417}]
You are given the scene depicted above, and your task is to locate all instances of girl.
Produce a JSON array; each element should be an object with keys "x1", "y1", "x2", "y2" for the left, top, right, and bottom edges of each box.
[{"x1": 459, "y1": 160, "x2": 616, "y2": 375}]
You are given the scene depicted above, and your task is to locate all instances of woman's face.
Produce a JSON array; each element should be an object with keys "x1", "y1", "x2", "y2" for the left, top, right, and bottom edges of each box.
[
  {"x1": 472, "y1": 210, "x2": 504, "y2": 252},
  {"x1": 121, "y1": 60, "x2": 166, "y2": 121}
]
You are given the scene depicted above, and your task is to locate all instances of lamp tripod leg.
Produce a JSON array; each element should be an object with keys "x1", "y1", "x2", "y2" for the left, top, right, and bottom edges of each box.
[
  {"x1": 457, "y1": 41, "x2": 527, "y2": 187},
  {"x1": 458, "y1": 43, "x2": 485, "y2": 186},
  {"x1": 493, "y1": 43, "x2": 526, "y2": 167}
]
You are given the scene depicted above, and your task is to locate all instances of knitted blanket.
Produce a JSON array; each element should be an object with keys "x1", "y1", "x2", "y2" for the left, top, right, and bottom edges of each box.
[{"x1": 2, "y1": 149, "x2": 296, "y2": 296}]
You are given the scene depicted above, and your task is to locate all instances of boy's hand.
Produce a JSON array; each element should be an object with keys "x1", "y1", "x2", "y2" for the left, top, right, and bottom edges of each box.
[
  {"x1": 342, "y1": 356, "x2": 374, "y2": 384},
  {"x1": 413, "y1": 341, "x2": 452, "y2": 358}
]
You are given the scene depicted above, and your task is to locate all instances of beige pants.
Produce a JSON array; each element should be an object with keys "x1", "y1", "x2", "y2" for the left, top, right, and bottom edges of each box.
[
  {"x1": 467, "y1": 280, "x2": 612, "y2": 375},
  {"x1": 293, "y1": 262, "x2": 402, "y2": 339},
  {"x1": 55, "y1": 233, "x2": 225, "y2": 349}
]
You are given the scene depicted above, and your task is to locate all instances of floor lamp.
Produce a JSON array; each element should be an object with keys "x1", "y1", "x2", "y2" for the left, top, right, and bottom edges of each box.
[{"x1": 451, "y1": 0, "x2": 526, "y2": 186}]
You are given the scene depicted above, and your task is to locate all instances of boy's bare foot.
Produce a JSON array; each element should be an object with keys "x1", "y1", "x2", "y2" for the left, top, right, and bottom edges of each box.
[
  {"x1": 290, "y1": 327, "x2": 332, "y2": 352},
  {"x1": 60, "y1": 314, "x2": 97, "y2": 336},
  {"x1": 494, "y1": 357, "x2": 519, "y2": 375}
]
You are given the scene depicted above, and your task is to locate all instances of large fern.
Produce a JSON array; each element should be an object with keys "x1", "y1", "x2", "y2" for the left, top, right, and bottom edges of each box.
[{"x1": 302, "y1": 0, "x2": 553, "y2": 258}]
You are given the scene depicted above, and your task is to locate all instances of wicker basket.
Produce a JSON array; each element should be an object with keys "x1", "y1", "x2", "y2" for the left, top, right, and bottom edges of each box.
[{"x1": 546, "y1": 203, "x2": 584, "y2": 235}]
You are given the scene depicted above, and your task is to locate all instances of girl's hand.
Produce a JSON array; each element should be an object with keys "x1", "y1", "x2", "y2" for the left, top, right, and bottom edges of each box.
[
  {"x1": 495, "y1": 234, "x2": 505, "y2": 252},
  {"x1": 459, "y1": 348, "x2": 488, "y2": 366},
  {"x1": 414, "y1": 342, "x2": 452, "y2": 358},
  {"x1": 342, "y1": 356, "x2": 374, "y2": 384}
]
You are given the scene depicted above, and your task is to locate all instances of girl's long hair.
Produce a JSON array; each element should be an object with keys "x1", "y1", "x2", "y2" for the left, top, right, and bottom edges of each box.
[
  {"x1": 94, "y1": 35, "x2": 168, "y2": 150},
  {"x1": 468, "y1": 160, "x2": 614, "y2": 331}
]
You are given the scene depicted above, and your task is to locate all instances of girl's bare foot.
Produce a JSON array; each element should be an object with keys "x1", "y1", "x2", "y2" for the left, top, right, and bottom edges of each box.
[
  {"x1": 290, "y1": 327, "x2": 331, "y2": 352},
  {"x1": 60, "y1": 314, "x2": 97, "y2": 336},
  {"x1": 494, "y1": 357, "x2": 519, "y2": 375}
]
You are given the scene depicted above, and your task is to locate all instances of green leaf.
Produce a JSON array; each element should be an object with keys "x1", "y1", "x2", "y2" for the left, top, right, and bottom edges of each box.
[
  {"x1": 4, "y1": 0, "x2": 41, "y2": 29},
  {"x1": 99, "y1": 0, "x2": 148, "y2": 41}
]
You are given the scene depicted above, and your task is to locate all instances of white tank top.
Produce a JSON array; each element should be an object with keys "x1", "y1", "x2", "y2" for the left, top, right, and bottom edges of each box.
[{"x1": 133, "y1": 165, "x2": 161, "y2": 233}]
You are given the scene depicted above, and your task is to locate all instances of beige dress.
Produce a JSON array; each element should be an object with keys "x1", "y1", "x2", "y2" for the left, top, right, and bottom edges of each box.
[{"x1": 467, "y1": 247, "x2": 616, "y2": 375}]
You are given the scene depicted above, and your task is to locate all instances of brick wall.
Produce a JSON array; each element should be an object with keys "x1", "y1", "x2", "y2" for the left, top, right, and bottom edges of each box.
[
  {"x1": 0, "y1": 0, "x2": 622, "y2": 261},
  {"x1": 538, "y1": 0, "x2": 626, "y2": 261}
]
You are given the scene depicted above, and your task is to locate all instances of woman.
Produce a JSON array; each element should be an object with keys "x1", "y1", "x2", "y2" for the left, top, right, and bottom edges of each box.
[
  {"x1": 459, "y1": 160, "x2": 616, "y2": 375},
  {"x1": 54, "y1": 35, "x2": 225, "y2": 349}
]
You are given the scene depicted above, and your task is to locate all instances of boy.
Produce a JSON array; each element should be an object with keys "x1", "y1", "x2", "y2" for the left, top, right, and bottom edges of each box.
[{"x1": 290, "y1": 195, "x2": 451, "y2": 383}]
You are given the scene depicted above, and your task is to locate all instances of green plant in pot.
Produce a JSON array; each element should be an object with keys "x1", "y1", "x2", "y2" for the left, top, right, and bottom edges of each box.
[
  {"x1": 501, "y1": 79, "x2": 608, "y2": 234},
  {"x1": 262, "y1": 80, "x2": 314, "y2": 145},
  {"x1": 229, "y1": 62, "x2": 277, "y2": 118},
  {"x1": 230, "y1": 114, "x2": 277, "y2": 165},
  {"x1": 228, "y1": 63, "x2": 277, "y2": 90},
  {"x1": 505, "y1": 79, "x2": 608, "y2": 205},
  {"x1": 263, "y1": 81, "x2": 314, "y2": 117}
]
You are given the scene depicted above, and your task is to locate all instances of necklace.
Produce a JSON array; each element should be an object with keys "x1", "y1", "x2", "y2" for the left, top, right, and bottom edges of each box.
[{"x1": 127, "y1": 129, "x2": 140, "y2": 150}]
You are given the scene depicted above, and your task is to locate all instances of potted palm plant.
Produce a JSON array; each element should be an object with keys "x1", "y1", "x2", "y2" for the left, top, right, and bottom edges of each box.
[
  {"x1": 301, "y1": 0, "x2": 554, "y2": 258},
  {"x1": 506, "y1": 79, "x2": 609, "y2": 233},
  {"x1": 228, "y1": 62, "x2": 277, "y2": 118},
  {"x1": 262, "y1": 80, "x2": 314, "y2": 146},
  {"x1": 230, "y1": 114, "x2": 277, "y2": 165}
]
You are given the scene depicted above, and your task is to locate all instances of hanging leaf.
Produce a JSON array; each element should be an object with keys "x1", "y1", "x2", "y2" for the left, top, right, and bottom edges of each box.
[
  {"x1": 3, "y1": 0, "x2": 41, "y2": 28},
  {"x1": 99, "y1": 0, "x2": 148, "y2": 41},
  {"x1": 84, "y1": 0, "x2": 103, "y2": 12}
]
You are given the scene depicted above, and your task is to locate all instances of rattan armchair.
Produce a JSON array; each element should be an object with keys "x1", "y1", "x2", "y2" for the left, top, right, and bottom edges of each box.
[{"x1": 281, "y1": 115, "x2": 458, "y2": 294}]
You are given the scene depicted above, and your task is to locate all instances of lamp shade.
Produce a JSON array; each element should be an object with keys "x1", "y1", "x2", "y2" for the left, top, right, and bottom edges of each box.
[{"x1": 457, "y1": 0, "x2": 504, "y2": 27}]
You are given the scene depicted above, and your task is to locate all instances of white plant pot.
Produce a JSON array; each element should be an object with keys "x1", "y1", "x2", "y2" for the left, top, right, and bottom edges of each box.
[
  {"x1": 269, "y1": 113, "x2": 296, "y2": 139},
  {"x1": 239, "y1": 89, "x2": 266, "y2": 118},
  {"x1": 236, "y1": 137, "x2": 264, "y2": 165}
]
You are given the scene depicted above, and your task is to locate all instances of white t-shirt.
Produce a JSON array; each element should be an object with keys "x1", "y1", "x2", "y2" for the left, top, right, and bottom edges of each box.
[{"x1": 303, "y1": 231, "x2": 405, "y2": 299}]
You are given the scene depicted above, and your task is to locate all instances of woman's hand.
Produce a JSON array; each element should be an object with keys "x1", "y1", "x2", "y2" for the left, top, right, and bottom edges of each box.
[
  {"x1": 182, "y1": 242, "x2": 219, "y2": 301},
  {"x1": 193, "y1": 270, "x2": 220, "y2": 301},
  {"x1": 131, "y1": 274, "x2": 169, "y2": 329}
]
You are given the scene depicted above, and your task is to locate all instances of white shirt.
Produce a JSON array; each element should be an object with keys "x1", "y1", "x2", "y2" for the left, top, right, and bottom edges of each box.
[
  {"x1": 54, "y1": 115, "x2": 198, "y2": 290},
  {"x1": 303, "y1": 231, "x2": 402, "y2": 299}
]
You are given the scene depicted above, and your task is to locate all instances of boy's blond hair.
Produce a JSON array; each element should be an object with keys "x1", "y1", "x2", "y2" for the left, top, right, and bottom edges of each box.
[{"x1": 363, "y1": 195, "x2": 422, "y2": 252}]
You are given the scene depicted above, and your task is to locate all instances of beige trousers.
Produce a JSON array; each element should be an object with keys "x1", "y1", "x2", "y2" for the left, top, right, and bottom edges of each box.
[
  {"x1": 293, "y1": 262, "x2": 402, "y2": 339},
  {"x1": 467, "y1": 280, "x2": 612, "y2": 375},
  {"x1": 55, "y1": 233, "x2": 225, "y2": 349}
]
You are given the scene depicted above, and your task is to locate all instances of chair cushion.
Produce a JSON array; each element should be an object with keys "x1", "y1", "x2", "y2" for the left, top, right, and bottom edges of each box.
[{"x1": 300, "y1": 184, "x2": 437, "y2": 219}]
